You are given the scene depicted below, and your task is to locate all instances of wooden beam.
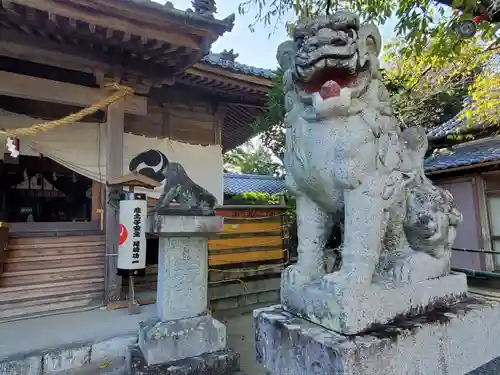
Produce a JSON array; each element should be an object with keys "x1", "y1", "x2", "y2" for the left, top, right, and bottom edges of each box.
[
  {"x1": 10, "y1": 0, "x2": 201, "y2": 50},
  {"x1": 64, "y1": 0, "x2": 214, "y2": 38},
  {"x1": 177, "y1": 76, "x2": 268, "y2": 98},
  {"x1": 0, "y1": 71, "x2": 147, "y2": 116},
  {"x1": 0, "y1": 30, "x2": 182, "y2": 86},
  {"x1": 0, "y1": 28, "x2": 270, "y2": 98},
  {"x1": 104, "y1": 100, "x2": 124, "y2": 303},
  {"x1": 0, "y1": 30, "x2": 109, "y2": 74},
  {"x1": 91, "y1": 181, "x2": 104, "y2": 223},
  {"x1": 214, "y1": 104, "x2": 229, "y2": 146},
  {"x1": 107, "y1": 172, "x2": 160, "y2": 189},
  {"x1": 151, "y1": 85, "x2": 267, "y2": 109},
  {"x1": 475, "y1": 175, "x2": 495, "y2": 271},
  {"x1": 426, "y1": 161, "x2": 500, "y2": 176}
]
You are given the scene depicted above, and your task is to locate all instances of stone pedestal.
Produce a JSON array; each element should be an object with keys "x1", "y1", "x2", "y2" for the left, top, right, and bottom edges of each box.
[
  {"x1": 140, "y1": 214, "x2": 239, "y2": 374},
  {"x1": 255, "y1": 267, "x2": 500, "y2": 375},
  {"x1": 156, "y1": 235, "x2": 209, "y2": 322},
  {"x1": 282, "y1": 271, "x2": 468, "y2": 334},
  {"x1": 254, "y1": 300, "x2": 500, "y2": 375},
  {"x1": 139, "y1": 314, "x2": 226, "y2": 364}
]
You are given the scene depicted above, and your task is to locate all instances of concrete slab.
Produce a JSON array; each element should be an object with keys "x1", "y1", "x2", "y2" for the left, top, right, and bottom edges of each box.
[
  {"x1": 216, "y1": 311, "x2": 267, "y2": 375},
  {"x1": 0, "y1": 354, "x2": 41, "y2": 375},
  {"x1": 43, "y1": 345, "x2": 91, "y2": 373},
  {"x1": 254, "y1": 300, "x2": 500, "y2": 375},
  {"x1": 0, "y1": 305, "x2": 155, "y2": 360},
  {"x1": 50, "y1": 356, "x2": 127, "y2": 375}
]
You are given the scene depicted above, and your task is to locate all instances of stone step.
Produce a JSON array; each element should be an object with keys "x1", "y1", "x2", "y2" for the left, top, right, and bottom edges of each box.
[{"x1": 49, "y1": 357, "x2": 127, "y2": 375}]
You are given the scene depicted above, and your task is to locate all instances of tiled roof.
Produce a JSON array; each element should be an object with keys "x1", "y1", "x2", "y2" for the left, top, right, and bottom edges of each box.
[
  {"x1": 125, "y1": 0, "x2": 235, "y2": 33},
  {"x1": 424, "y1": 137, "x2": 500, "y2": 172},
  {"x1": 426, "y1": 111, "x2": 488, "y2": 141},
  {"x1": 223, "y1": 138, "x2": 500, "y2": 182},
  {"x1": 426, "y1": 97, "x2": 470, "y2": 141},
  {"x1": 426, "y1": 112, "x2": 466, "y2": 140},
  {"x1": 125, "y1": 2, "x2": 273, "y2": 79},
  {"x1": 224, "y1": 173, "x2": 285, "y2": 195},
  {"x1": 426, "y1": 92, "x2": 497, "y2": 141},
  {"x1": 201, "y1": 53, "x2": 275, "y2": 79}
]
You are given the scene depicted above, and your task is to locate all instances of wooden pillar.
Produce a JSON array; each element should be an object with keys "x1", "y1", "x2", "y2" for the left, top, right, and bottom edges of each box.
[
  {"x1": 104, "y1": 100, "x2": 124, "y2": 303},
  {"x1": 91, "y1": 180, "x2": 104, "y2": 223},
  {"x1": 475, "y1": 175, "x2": 495, "y2": 271},
  {"x1": 213, "y1": 104, "x2": 228, "y2": 146}
]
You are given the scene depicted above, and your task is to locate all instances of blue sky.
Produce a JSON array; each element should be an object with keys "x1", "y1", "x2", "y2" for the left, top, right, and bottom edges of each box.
[{"x1": 159, "y1": 0, "x2": 399, "y2": 69}]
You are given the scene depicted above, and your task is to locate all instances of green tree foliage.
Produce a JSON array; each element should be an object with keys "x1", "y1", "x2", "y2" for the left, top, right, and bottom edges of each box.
[
  {"x1": 238, "y1": 0, "x2": 499, "y2": 58},
  {"x1": 465, "y1": 64, "x2": 500, "y2": 124},
  {"x1": 223, "y1": 142, "x2": 282, "y2": 175},
  {"x1": 252, "y1": 68, "x2": 287, "y2": 161},
  {"x1": 228, "y1": 192, "x2": 281, "y2": 205},
  {"x1": 241, "y1": 0, "x2": 499, "y2": 159},
  {"x1": 384, "y1": 37, "x2": 498, "y2": 128}
]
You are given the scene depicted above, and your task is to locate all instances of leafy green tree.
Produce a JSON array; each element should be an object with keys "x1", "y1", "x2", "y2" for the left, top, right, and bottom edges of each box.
[
  {"x1": 242, "y1": 0, "x2": 499, "y2": 159},
  {"x1": 253, "y1": 68, "x2": 287, "y2": 162},
  {"x1": 383, "y1": 37, "x2": 498, "y2": 128},
  {"x1": 223, "y1": 142, "x2": 282, "y2": 175},
  {"x1": 227, "y1": 192, "x2": 281, "y2": 205},
  {"x1": 238, "y1": 0, "x2": 499, "y2": 58}
]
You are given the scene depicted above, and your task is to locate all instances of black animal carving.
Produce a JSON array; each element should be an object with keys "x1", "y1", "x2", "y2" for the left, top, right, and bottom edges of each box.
[
  {"x1": 154, "y1": 162, "x2": 217, "y2": 216},
  {"x1": 129, "y1": 150, "x2": 169, "y2": 183}
]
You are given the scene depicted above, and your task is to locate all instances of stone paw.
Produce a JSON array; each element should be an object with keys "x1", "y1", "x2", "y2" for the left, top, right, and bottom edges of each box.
[{"x1": 391, "y1": 251, "x2": 448, "y2": 284}]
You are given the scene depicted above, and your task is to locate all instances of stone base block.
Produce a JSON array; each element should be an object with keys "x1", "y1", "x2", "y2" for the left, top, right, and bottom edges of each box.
[
  {"x1": 148, "y1": 214, "x2": 223, "y2": 236},
  {"x1": 281, "y1": 271, "x2": 467, "y2": 334},
  {"x1": 138, "y1": 314, "x2": 226, "y2": 365},
  {"x1": 254, "y1": 300, "x2": 500, "y2": 375},
  {"x1": 130, "y1": 347, "x2": 240, "y2": 375}
]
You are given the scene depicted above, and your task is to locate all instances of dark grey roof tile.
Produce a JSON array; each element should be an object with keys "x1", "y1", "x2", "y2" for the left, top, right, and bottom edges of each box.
[
  {"x1": 424, "y1": 137, "x2": 500, "y2": 172},
  {"x1": 426, "y1": 111, "x2": 489, "y2": 141},
  {"x1": 224, "y1": 173, "x2": 285, "y2": 194},
  {"x1": 124, "y1": 0, "x2": 235, "y2": 34},
  {"x1": 201, "y1": 53, "x2": 275, "y2": 79}
]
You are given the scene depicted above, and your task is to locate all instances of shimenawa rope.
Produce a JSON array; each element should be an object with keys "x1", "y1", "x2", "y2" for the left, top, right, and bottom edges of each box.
[{"x1": 0, "y1": 83, "x2": 133, "y2": 137}]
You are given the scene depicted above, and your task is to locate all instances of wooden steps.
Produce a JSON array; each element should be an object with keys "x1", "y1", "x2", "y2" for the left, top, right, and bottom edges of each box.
[{"x1": 0, "y1": 233, "x2": 105, "y2": 320}]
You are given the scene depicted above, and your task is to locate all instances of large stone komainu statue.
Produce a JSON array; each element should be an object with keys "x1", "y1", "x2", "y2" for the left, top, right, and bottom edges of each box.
[
  {"x1": 278, "y1": 11, "x2": 463, "y2": 290},
  {"x1": 254, "y1": 13, "x2": 500, "y2": 375}
]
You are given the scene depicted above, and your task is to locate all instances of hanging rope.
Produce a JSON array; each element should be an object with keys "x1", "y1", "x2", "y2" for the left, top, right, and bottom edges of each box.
[{"x1": 0, "y1": 83, "x2": 133, "y2": 137}]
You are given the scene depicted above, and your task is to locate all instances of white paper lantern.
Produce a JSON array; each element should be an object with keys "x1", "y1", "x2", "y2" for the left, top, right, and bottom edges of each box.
[{"x1": 117, "y1": 196, "x2": 147, "y2": 275}]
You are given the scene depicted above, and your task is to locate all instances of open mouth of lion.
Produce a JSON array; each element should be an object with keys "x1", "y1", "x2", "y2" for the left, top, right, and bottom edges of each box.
[
  {"x1": 295, "y1": 53, "x2": 371, "y2": 96},
  {"x1": 299, "y1": 65, "x2": 359, "y2": 94}
]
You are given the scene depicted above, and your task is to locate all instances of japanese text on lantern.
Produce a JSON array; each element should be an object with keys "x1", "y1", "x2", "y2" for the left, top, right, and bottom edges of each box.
[{"x1": 132, "y1": 207, "x2": 141, "y2": 264}]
